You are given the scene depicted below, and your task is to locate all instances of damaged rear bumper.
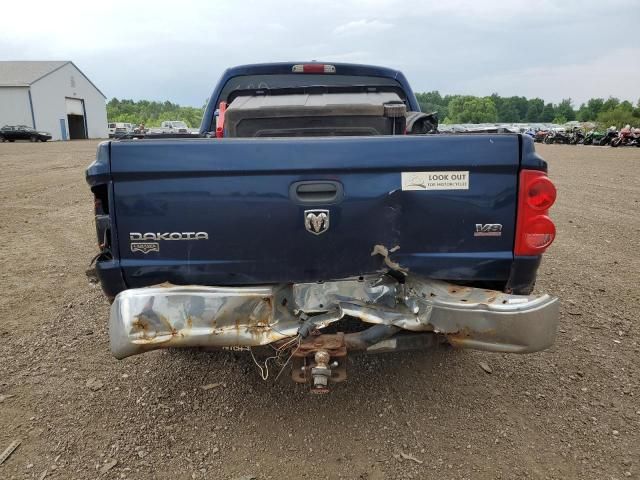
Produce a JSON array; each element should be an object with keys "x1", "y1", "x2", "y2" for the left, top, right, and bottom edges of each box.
[{"x1": 109, "y1": 275, "x2": 559, "y2": 359}]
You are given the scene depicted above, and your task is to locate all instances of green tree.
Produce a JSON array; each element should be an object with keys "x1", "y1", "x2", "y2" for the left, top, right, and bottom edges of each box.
[
  {"x1": 509, "y1": 96, "x2": 530, "y2": 121},
  {"x1": 526, "y1": 98, "x2": 544, "y2": 122},
  {"x1": 415, "y1": 91, "x2": 448, "y2": 119},
  {"x1": 602, "y1": 97, "x2": 620, "y2": 112},
  {"x1": 445, "y1": 96, "x2": 497, "y2": 123},
  {"x1": 541, "y1": 103, "x2": 556, "y2": 122},
  {"x1": 577, "y1": 98, "x2": 605, "y2": 121},
  {"x1": 597, "y1": 102, "x2": 638, "y2": 128},
  {"x1": 555, "y1": 99, "x2": 576, "y2": 121},
  {"x1": 107, "y1": 98, "x2": 205, "y2": 127}
]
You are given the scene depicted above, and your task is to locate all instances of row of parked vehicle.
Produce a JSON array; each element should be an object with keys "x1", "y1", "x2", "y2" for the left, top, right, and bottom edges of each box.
[
  {"x1": 440, "y1": 122, "x2": 640, "y2": 147},
  {"x1": 108, "y1": 121, "x2": 198, "y2": 138},
  {"x1": 531, "y1": 126, "x2": 640, "y2": 147}
]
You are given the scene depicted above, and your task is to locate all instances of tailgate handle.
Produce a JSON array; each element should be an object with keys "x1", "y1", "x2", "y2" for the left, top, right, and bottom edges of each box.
[{"x1": 290, "y1": 181, "x2": 343, "y2": 204}]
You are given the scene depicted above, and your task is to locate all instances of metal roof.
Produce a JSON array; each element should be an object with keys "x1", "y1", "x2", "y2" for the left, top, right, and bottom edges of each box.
[{"x1": 0, "y1": 61, "x2": 106, "y2": 97}]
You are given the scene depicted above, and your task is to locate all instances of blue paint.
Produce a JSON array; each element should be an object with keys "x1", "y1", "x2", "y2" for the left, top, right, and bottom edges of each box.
[
  {"x1": 27, "y1": 89, "x2": 36, "y2": 129},
  {"x1": 86, "y1": 134, "x2": 546, "y2": 295},
  {"x1": 85, "y1": 63, "x2": 547, "y2": 297},
  {"x1": 59, "y1": 119, "x2": 67, "y2": 141}
]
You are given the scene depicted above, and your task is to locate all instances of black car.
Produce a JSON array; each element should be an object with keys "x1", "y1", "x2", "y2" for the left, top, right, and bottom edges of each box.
[{"x1": 0, "y1": 125, "x2": 52, "y2": 142}]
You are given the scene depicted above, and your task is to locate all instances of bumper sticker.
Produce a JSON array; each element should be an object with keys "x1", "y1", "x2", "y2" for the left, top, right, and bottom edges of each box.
[{"x1": 401, "y1": 171, "x2": 469, "y2": 191}]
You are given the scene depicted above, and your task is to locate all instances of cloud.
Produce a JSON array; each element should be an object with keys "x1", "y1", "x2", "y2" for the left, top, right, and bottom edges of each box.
[
  {"x1": 265, "y1": 23, "x2": 287, "y2": 32},
  {"x1": 332, "y1": 19, "x2": 394, "y2": 36},
  {"x1": 447, "y1": 47, "x2": 640, "y2": 105},
  {"x1": 0, "y1": 0, "x2": 636, "y2": 106}
]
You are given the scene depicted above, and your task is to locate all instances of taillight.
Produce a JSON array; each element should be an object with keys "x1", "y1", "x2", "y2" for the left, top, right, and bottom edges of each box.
[
  {"x1": 215, "y1": 101, "x2": 227, "y2": 138},
  {"x1": 515, "y1": 170, "x2": 557, "y2": 255},
  {"x1": 526, "y1": 176, "x2": 556, "y2": 210},
  {"x1": 292, "y1": 63, "x2": 336, "y2": 74}
]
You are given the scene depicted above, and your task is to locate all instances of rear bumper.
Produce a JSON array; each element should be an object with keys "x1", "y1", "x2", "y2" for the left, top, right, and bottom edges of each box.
[{"x1": 109, "y1": 275, "x2": 559, "y2": 359}]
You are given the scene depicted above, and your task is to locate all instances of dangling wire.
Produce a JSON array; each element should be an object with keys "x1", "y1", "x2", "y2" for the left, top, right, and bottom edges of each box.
[
  {"x1": 274, "y1": 335, "x2": 301, "y2": 381},
  {"x1": 249, "y1": 334, "x2": 302, "y2": 381},
  {"x1": 248, "y1": 348, "x2": 279, "y2": 381}
]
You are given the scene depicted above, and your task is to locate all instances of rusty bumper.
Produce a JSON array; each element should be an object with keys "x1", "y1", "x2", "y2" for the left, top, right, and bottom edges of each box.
[{"x1": 109, "y1": 275, "x2": 559, "y2": 359}]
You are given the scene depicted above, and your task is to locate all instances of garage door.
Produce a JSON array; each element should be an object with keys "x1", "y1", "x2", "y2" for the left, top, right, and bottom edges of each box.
[
  {"x1": 65, "y1": 98, "x2": 86, "y2": 140},
  {"x1": 65, "y1": 98, "x2": 84, "y2": 115}
]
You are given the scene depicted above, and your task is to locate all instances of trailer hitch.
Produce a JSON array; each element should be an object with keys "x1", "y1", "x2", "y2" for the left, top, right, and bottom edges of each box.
[{"x1": 290, "y1": 333, "x2": 346, "y2": 394}]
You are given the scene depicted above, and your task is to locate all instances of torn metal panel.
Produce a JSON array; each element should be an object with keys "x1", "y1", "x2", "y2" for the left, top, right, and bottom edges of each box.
[
  {"x1": 292, "y1": 275, "x2": 397, "y2": 312},
  {"x1": 109, "y1": 274, "x2": 559, "y2": 359},
  {"x1": 370, "y1": 244, "x2": 408, "y2": 273},
  {"x1": 109, "y1": 285, "x2": 300, "y2": 359}
]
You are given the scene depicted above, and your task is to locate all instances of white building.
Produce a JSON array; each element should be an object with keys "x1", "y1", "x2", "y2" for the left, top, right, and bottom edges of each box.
[{"x1": 0, "y1": 61, "x2": 107, "y2": 140}]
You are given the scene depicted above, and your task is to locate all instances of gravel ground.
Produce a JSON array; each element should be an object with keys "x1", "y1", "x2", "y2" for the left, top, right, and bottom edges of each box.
[{"x1": 0, "y1": 140, "x2": 638, "y2": 480}]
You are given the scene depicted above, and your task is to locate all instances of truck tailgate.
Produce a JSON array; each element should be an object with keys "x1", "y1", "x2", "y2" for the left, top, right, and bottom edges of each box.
[{"x1": 109, "y1": 135, "x2": 520, "y2": 287}]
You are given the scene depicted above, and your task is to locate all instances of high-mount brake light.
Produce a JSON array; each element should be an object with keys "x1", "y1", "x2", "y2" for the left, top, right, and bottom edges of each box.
[
  {"x1": 292, "y1": 64, "x2": 336, "y2": 74},
  {"x1": 515, "y1": 170, "x2": 557, "y2": 256}
]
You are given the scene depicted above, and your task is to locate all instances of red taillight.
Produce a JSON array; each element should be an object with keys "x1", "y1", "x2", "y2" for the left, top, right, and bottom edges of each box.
[
  {"x1": 526, "y1": 176, "x2": 556, "y2": 210},
  {"x1": 215, "y1": 101, "x2": 227, "y2": 138},
  {"x1": 292, "y1": 63, "x2": 336, "y2": 74},
  {"x1": 515, "y1": 170, "x2": 557, "y2": 255},
  {"x1": 521, "y1": 215, "x2": 556, "y2": 251}
]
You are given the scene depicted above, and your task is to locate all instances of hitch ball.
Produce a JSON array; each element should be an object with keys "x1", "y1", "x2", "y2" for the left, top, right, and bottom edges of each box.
[{"x1": 311, "y1": 350, "x2": 332, "y2": 394}]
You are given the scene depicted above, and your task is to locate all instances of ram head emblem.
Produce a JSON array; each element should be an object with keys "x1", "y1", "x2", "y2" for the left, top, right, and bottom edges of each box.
[{"x1": 304, "y1": 209, "x2": 330, "y2": 235}]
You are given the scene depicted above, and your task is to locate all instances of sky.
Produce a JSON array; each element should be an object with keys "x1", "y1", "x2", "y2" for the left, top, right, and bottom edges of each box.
[{"x1": 1, "y1": 0, "x2": 638, "y2": 108}]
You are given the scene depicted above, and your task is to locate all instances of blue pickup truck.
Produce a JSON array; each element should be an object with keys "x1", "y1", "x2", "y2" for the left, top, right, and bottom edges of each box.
[{"x1": 87, "y1": 62, "x2": 559, "y2": 393}]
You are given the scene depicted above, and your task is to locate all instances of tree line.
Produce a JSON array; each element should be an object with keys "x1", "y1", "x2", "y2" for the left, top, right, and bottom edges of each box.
[
  {"x1": 107, "y1": 98, "x2": 204, "y2": 128},
  {"x1": 107, "y1": 94, "x2": 640, "y2": 129},
  {"x1": 416, "y1": 92, "x2": 640, "y2": 127}
]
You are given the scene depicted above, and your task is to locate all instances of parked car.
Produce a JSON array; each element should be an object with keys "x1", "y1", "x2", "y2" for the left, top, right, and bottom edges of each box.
[
  {"x1": 0, "y1": 125, "x2": 52, "y2": 142},
  {"x1": 107, "y1": 123, "x2": 134, "y2": 138},
  {"x1": 86, "y1": 62, "x2": 559, "y2": 393},
  {"x1": 154, "y1": 120, "x2": 190, "y2": 134}
]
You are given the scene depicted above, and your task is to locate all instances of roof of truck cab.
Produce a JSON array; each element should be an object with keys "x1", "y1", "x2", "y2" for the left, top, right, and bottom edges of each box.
[
  {"x1": 201, "y1": 62, "x2": 419, "y2": 133},
  {"x1": 223, "y1": 62, "x2": 403, "y2": 79}
]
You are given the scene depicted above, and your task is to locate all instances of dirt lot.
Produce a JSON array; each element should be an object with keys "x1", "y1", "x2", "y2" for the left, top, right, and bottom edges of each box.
[{"x1": 0, "y1": 140, "x2": 638, "y2": 480}]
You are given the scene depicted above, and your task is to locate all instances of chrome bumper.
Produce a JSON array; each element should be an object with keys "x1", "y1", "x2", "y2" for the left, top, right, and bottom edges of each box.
[{"x1": 109, "y1": 275, "x2": 559, "y2": 359}]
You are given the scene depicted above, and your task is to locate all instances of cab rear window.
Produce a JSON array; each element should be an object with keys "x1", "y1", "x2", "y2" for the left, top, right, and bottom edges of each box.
[{"x1": 219, "y1": 74, "x2": 403, "y2": 103}]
